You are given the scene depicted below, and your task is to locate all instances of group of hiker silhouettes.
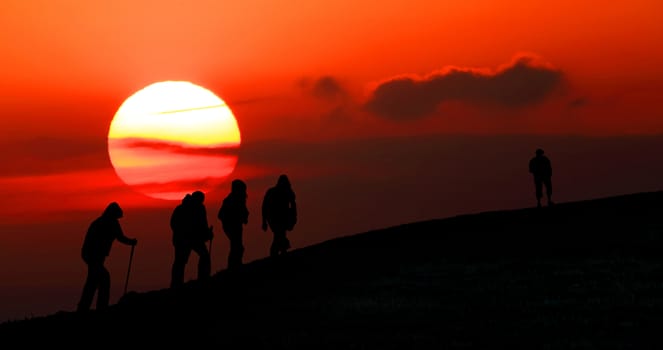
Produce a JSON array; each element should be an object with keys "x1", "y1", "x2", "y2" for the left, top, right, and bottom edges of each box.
[
  {"x1": 76, "y1": 148, "x2": 554, "y2": 313},
  {"x1": 76, "y1": 174, "x2": 297, "y2": 313}
]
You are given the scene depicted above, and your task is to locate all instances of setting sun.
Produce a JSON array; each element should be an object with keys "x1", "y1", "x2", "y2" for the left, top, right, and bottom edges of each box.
[{"x1": 108, "y1": 81, "x2": 241, "y2": 200}]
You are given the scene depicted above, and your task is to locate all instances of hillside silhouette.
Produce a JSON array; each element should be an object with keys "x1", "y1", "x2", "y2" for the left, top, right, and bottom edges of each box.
[{"x1": 2, "y1": 191, "x2": 663, "y2": 348}]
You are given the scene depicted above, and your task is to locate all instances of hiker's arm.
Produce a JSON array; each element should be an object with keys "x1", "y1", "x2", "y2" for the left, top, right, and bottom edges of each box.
[{"x1": 115, "y1": 223, "x2": 137, "y2": 246}]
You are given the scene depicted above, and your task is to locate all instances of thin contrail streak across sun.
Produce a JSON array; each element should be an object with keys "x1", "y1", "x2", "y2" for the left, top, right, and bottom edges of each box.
[{"x1": 155, "y1": 104, "x2": 226, "y2": 114}]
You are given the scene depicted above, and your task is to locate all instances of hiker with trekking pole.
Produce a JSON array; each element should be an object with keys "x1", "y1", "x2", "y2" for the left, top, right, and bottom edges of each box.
[
  {"x1": 77, "y1": 202, "x2": 138, "y2": 312},
  {"x1": 169, "y1": 191, "x2": 214, "y2": 288}
]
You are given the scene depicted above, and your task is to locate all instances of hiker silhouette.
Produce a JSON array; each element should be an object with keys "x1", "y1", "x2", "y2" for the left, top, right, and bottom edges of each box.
[
  {"x1": 528, "y1": 148, "x2": 554, "y2": 208},
  {"x1": 170, "y1": 190, "x2": 213, "y2": 288},
  {"x1": 261, "y1": 174, "x2": 297, "y2": 257},
  {"x1": 218, "y1": 179, "x2": 249, "y2": 270},
  {"x1": 77, "y1": 202, "x2": 137, "y2": 312}
]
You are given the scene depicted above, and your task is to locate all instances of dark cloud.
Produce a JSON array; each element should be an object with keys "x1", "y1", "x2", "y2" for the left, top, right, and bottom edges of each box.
[
  {"x1": 299, "y1": 76, "x2": 348, "y2": 102},
  {"x1": 129, "y1": 176, "x2": 230, "y2": 197},
  {"x1": 313, "y1": 76, "x2": 346, "y2": 101},
  {"x1": 0, "y1": 137, "x2": 241, "y2": 178},
  {"x1": 568, "y1": 97, "x2": 587, "y2": 108},
  {"x1": 364, "y1": 55, "x2": 564, "y2": 120},
  {"x1": 118, "y1": 138, "x2": 240, "y2": 156}
]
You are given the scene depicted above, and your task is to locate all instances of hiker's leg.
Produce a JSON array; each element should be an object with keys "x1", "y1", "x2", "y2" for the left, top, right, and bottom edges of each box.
[
  {"x1": 237, "y1": 234, "x2": 245, "y2": 264},
  {"x1": 281, "y1": 233, "x2": 290, "y2": 253},
  {"x1": 534, "y1": 177, "x2": 543, "y2": 207},
  {"x1": 228, "y1": 233, "x2": 244, "y2": 268},
  {"x1": 270, "y1": 232, "x2": 279, "y2": 257},
  {"x1": 193, "y1": 241, "x2": 211, "y2": 280},
  {"x1": 235, "y1": 230, "x2": 245, "y2": 265},
  {"x1": 227, "y1": 242, "x2": 234, "y2": 269},
  {"x1": 171, "y1": 244, "x2": 191, "y2": 288},
  {"x1": 96, "y1": 266, "x2": 111, "y2": 310},
  {"x1": 227, "y1": 236, "x2": 236, "y2": 268},
  {"x1": 274, "y1": 230, "x2": 288, "y2": 255},
  {"x1": 544, "y1": 177, "x2": 553, "y2": 204},
  {"x1": 77, "y1": 263, "x2": 100, "y2": 312}
]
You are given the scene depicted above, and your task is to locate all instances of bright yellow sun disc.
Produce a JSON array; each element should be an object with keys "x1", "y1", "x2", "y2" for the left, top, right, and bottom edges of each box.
[{"x1": 107, "y1": 81, "x2": 241, "y2": 200}]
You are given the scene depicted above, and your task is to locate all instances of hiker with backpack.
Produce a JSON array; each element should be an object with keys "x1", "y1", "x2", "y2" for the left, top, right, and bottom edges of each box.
[
  {"x1": 170, "y1": 190, "x2": 214, "y2": 288},
  {"x1": 77, "y1": 202, "x2": 137, "y2": 312},
  {"x1": 261, "y1": 174, "x2": 297, "y2": 258},
  {"x1": 218, "y1": 179, "x2": 250, "y2": 270}
]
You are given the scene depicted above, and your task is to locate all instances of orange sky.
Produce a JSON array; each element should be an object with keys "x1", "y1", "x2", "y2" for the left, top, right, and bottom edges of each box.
[
  {"x1": 1, "y1": 0, "x2": 663, "y2": 322},
  {"x1": 2, "y1": 0, "x2": 663, "y2": 139}
]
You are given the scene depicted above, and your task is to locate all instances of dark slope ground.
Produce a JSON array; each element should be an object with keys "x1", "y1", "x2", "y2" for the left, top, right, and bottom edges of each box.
[{"x1": 2, "y1": 191, "x2": 663, "y2": 348}]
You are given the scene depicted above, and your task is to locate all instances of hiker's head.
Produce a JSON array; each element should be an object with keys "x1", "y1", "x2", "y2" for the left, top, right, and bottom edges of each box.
[
  {"x1": 536, "y1": 148, "x2": 544, "y2": 156},
  {"x1": 104, "y1": 202, "x2": 123, "y2": 219},
  {"x1": 231, "y1": 179, "x2": 247, "y2": 194},
  {"x1": 182, "y1": 193, "x2": 192, "y2": 204},
  {"x1": 191, "y1": 190, "x2": 205, "y2": 203},
  {"x1": 277, "y1": 174, "x2": 290, "y2": 188}
]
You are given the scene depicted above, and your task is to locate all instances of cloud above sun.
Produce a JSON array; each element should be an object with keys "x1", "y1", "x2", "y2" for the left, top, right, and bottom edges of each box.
[{"x1": 364, "y1": 54, "x2": 564, "y2": 120}]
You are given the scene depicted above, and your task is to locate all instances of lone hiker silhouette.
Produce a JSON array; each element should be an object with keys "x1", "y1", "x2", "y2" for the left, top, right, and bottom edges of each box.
[
  {"x1": 77, "y1": 202, "x2": 137, "y2": 312},
  {"x1": 170, "y1": 190, "x2": 214, "y2": 288},
  {"x1": 529, "y1": 148, "x2": 554, "y2": 208},
  {"x1": 262, "y1": 174, "x2": 297, "y2": 258},
  {"x1": 218, "y1": 179, "x2": 249, "y2": 270}
]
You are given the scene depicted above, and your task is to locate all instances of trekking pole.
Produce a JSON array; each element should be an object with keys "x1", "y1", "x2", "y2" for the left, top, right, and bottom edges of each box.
[{"x1": 124, "y1": 244, "x2": 135, "y2": 295}]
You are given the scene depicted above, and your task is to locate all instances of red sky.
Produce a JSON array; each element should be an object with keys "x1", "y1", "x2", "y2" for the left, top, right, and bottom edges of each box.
[{"x1": 1, "y1": 0, "x2": 663, "y2": 322}]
